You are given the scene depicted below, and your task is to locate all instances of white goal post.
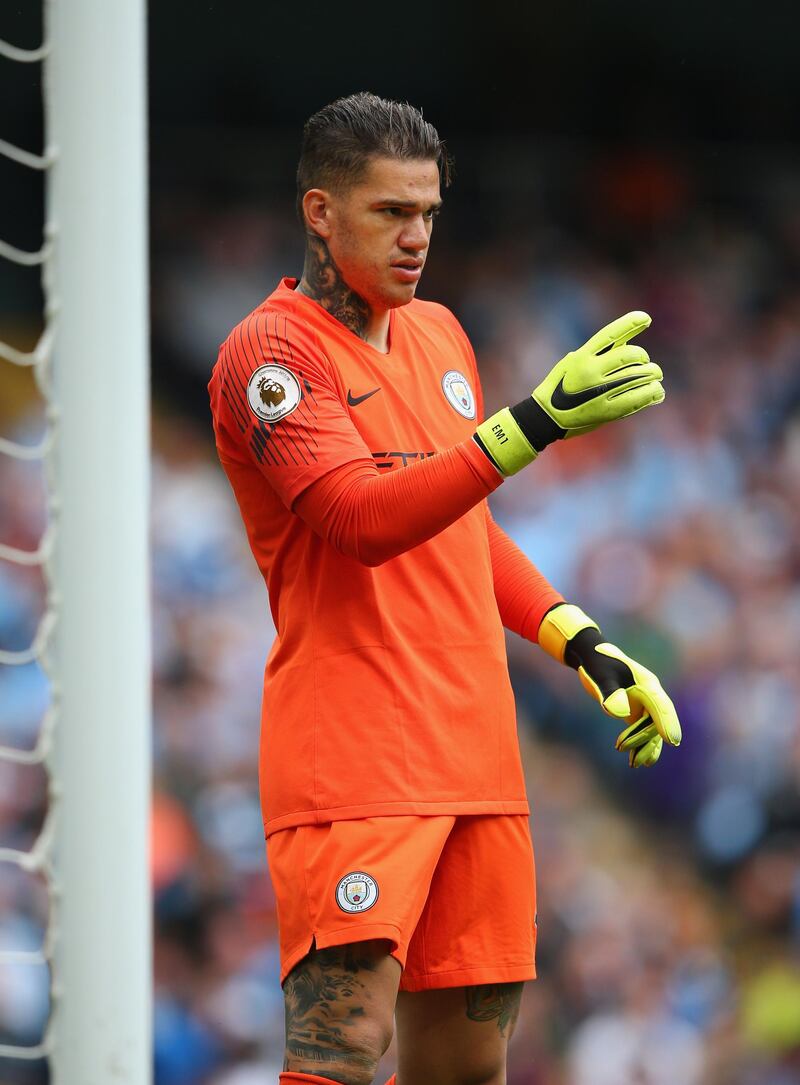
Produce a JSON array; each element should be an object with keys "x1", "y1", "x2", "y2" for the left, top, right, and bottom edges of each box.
[
  {"x1": 23, "y1": 0, "x2": 152, "y2": 1081},
  {"x1": 1, "y1": 0, "x2": 150, "y2": 1079},
  {"x1": 1, "y1": 0, "x2": 151, "y2": 1063}
]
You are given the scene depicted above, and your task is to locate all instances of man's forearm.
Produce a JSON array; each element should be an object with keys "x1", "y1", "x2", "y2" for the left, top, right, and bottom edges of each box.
[{"x1": 294, "y1": 438, "x2": 501, "y2": 566}]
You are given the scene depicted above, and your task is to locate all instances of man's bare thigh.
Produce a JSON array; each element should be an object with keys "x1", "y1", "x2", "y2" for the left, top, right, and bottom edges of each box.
[
  {"x1": 395, "y1": 982, "x2": 525, "y2": 1085},
  {"x1": 283, "y1": 939, "x2": 400, "y2": 1082}
]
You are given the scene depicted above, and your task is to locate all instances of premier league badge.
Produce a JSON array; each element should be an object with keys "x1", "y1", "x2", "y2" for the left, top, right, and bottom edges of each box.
[
  {"x1": 246, "y1": 363, "x2": 302, "y2": 423},
  {"x1": 335, "y1": 871, "x2": 379, "y2": 913}
]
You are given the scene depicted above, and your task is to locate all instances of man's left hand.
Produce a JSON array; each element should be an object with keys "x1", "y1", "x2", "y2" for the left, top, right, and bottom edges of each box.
[{"x1": 538, "y1": 604, "x2": 682, "y2": 768}]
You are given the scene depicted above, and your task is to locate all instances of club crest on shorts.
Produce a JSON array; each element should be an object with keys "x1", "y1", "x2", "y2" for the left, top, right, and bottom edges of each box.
[
  {"x1": 335, "y1": 871, "x2": 379, "y2": 913},
  {"x1": 246, "y1": 364, "x2": 302, "y2": 423},
  {"x1": 441, "y1": 370, "x2": 476, "y2": 419}
]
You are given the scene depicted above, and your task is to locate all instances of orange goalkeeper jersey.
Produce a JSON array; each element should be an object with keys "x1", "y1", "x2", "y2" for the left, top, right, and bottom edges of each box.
[{"x1": 209, "y1": 278, "x2": 533, "y2": 835}]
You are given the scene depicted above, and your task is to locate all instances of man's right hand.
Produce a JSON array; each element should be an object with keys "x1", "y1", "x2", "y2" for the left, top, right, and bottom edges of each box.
[
  {"x1": 532, "y1": 311, "x2": 663, "y2": 440},
  {"x1": 473, "y1": 311, "x2": 664, "y2": 476}
]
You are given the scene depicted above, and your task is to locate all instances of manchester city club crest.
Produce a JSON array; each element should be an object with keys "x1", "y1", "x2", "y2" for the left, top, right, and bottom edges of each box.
[
  {"x1": 441, "y1": 369, "x2": 476, "y2": 419},
  {"x1": 335, "y1": 871, "x2": 379, "y2": 913}
]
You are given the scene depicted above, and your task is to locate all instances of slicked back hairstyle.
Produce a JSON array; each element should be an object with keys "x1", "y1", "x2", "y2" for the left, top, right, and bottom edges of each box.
[{"x1": 296, "y1": 92, "x2": 452, "y2": 223}]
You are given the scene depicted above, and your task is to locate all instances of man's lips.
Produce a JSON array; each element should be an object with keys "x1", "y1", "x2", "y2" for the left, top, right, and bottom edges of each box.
[{"x1": 390, "y1": 260, "x2": 424, "y2": 283}]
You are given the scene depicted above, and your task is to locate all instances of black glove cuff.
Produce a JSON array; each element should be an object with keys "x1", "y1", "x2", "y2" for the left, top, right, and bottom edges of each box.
[
  {"x1": 509, "y1": 397, "x2": 566, "y2": 453},
  {"x1": 564, "y1": 626, "x2": 604, "y2": 671}
]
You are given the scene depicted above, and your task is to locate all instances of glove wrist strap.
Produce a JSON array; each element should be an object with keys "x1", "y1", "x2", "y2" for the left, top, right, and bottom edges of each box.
[
  {"x1": 473, "y1": 389, "x2": 570, "y2": 476},
  {"x1": 473, "y1": 407, "x2": 538, "y2": 476},
  {"x1": 538, "y1": 603, "x2": 599, "y2": 664},
  {"x1": 509, "y1": 395, "x2": 565, "y2": 451}
]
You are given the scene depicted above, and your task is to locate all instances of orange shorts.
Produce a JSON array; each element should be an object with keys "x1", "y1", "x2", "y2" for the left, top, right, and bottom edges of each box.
[{"x1": 266, "y1": 814, "x2": 537, "y2": 992}]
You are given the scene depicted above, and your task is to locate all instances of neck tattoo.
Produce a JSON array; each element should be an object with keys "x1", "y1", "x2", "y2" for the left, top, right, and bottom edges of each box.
[{"x1": 297, "y1": 235, "x2": 370, "y2": 340}]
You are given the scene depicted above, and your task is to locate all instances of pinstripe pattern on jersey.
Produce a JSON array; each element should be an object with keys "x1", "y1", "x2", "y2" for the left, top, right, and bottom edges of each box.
[{"x1": 222, "y1": 311, "x2": 321, "y2": 467}]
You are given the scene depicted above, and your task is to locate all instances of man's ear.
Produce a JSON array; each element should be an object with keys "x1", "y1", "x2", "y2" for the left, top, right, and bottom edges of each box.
[{"x1": 302, "y1": 188, "x2": 333, "y2": 240}]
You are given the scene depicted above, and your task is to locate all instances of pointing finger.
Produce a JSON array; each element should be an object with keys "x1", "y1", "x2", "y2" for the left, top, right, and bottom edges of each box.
[{"x1": 581, "y1": 311, "x2": 652, "y2": 355}]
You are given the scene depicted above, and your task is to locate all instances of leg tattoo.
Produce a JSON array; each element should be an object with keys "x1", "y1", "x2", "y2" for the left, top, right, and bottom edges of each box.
[
  {"x1": 283, "y1": 945, "x2": 382, "y2": 1082},
  {"x1": 465, "y1": 983, "x2": 524, "y2": 1037}
]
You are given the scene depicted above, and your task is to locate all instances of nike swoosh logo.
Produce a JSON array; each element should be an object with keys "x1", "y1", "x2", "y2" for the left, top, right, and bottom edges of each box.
[
  {"x1": 347, "y1": 387, "x2": 381, "y2": 407},
  {"x1": 550, "y1": 373, "x2": 641, "y2": 411}
]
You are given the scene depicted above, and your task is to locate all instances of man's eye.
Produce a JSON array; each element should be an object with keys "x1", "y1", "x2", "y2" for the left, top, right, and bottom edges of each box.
[{"x1": 380, "y1": 207, "x2": 440, "y2": 219}]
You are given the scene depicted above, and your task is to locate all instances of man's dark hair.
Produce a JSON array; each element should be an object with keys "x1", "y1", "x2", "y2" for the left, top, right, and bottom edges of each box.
[{"x1": 296, "y1": 92, "x2": 452, "y2": 222}]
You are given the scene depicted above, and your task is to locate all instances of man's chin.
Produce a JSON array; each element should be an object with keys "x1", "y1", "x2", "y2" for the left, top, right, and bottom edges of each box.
[{"x1": 381, "y1": 281, "x2": 420, "y2": 309}]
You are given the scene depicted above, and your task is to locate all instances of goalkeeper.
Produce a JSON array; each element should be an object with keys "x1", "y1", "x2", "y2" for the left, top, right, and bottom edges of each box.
[{"x1": 209, "y1": 91, "x2": 680, "y2": 1085}]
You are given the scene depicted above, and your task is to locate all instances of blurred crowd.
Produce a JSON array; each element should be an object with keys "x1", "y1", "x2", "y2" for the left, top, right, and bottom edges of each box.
[{"x1": 1, "y1": 144, "x2": 800, "y2": 1083}]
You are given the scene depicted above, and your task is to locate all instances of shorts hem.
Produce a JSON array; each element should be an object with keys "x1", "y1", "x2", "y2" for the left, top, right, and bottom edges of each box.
[
  {"x1": 399, "y1": 960, "x2": 536, "y2": 992},
  {"x1": 265, "y1": 800, "x2": 530, "y2": 837},
  {"x1": 280, "y1": 923, "x2": 405, "y2": 984}
]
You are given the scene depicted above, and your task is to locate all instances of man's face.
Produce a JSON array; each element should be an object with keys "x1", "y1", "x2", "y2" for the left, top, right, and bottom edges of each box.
[{"x1": 320, "y1": 156, "x2": 442, "y2": 310}]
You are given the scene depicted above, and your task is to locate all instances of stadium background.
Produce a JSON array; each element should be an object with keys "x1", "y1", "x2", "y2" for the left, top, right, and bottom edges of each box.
[{"x1": 1, "y1": 1, "x2": 800, "y2": 1082}]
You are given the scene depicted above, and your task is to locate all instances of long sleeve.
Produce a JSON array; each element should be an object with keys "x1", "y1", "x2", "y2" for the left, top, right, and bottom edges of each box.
[
  {"x1": 294, "y1": 438, "x2": 502, "y2": 567},
  {"x1": 485, "y1": 507, "x2": 564, "y2": 642}
]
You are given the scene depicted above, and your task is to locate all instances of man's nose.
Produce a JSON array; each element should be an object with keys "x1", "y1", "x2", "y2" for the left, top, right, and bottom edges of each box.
[{"x1": 399, "y1": 215, "x2": 430, "y2": 251}]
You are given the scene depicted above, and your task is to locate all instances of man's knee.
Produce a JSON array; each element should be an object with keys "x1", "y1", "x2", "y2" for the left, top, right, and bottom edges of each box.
[
  {"x1": 460, "y1": 1068, "x2": 506, "y2": 1085},
  {"x1": 444, "y1": 1049, "x2": 507, "y2": 1085},
  {"x1": 284, "y1": 1019, "x2": 391, "y2": 1085}
]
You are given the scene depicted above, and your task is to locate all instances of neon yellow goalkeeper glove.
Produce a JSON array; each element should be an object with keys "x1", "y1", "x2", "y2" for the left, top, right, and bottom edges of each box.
[
  {"x1": 474, "y1": 311, "x2": 664, "y2": 476},
  {"x1": 538, "y1": 603, "x2": 681, "y2": 767}
]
